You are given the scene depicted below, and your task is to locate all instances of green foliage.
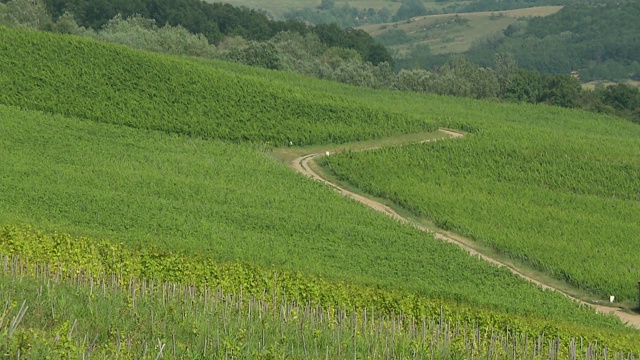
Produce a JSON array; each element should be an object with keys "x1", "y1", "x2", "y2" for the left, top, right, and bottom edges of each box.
[
  {"x1": 51, "y1": 11, "x2": 84, "y2": 35},
  {"x1": 285, "y1": 4, "x2": 392, "y2": 28},
  {"x1": 0, "y1": 28, "x2": 429, "y2": 146},
  {"x1": 317, "y1": 0, "x2": 334, "y2": 10},
  {"x1": 467, "y1": 1, "x2": 640, "y2": 81},
  {"x1": 92, "y1": 14, "x2": 217, "y2": 58},
  {"x1": 1, "y1": 24, "x2": 640, "y2": 354},
  {"x1": 227, "y1": 40, "x2": 285, "y2": 70},
  {"x1": 312, "y1": 23, "x2": 393, "y2": 65},
  {"x1": 391, "y1": 57, "x2": 499, "y2": 99},
  {"x1": 321, "y1": 100, "x2": 640, "y2": 302},
  {"x1": 1, "y1": 228, "x2": 640, "y2": 353},
  {"x1": 502, "y1": 69, "x2": 582, "y2": 107},
  {"x1": 392, "y1": 0, "x2": 428, "y2": 22},
  {"x1": 0, "y1": 0, "x2": 52, "y2": 30},
  {"x1": 0, "y1": 104, "x2": 616, "y2": 330},
  {"x1": 38, "y1": 0, "x2": 392, "y2": 62},
  {"x1": 1, "y1": 254, "x2": 636, "y2": 358}
]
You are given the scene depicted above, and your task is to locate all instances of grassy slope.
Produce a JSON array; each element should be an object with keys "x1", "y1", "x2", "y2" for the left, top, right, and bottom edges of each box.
[
  {"x1": 1, "y1": 27, "x2": 639, "y2": 348},
  {"x1": 321, "y1": 98, "x2": 640, "y2": 302},
  {"x1": 0, "y1": 28, "x2": 435, "y2": 146},
  {"x1": 1, "y1": 104, "x2": 623, "y2": 330},
  {"x1": 360, "y1": 6, "x2": 562, "y2": 55}
]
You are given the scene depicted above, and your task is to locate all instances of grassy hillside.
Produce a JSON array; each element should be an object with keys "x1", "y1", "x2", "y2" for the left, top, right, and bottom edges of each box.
[
  {"x1": 359, "y1": 6, "x2": 561, "y2": 56},
  {"x1": 0, "y1": 104, "x2": 621, "y2": 328},
  {"x1": 0, "y1": 28, "x2": 435, "y2": 146},
  {"x1": 321, "y1": 99, "x2": 640, "y2": 303},
  {"x1": 465, "y1": 1, "x2": 640, "y2": 81},
  {"x1": 2, "y1": 27, "x2": 640, "y2": 353}
]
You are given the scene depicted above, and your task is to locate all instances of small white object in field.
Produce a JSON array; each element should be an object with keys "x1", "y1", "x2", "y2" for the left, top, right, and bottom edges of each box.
[
  {"x1": 610, "y1": 295, "x2": 615, "y2": 303},
  {"x1": 289, "y1": 141, "x2": 293, "y2": 146},
  {"x1": 325, "y1": 151, "x2": 330, "y2": 156}
]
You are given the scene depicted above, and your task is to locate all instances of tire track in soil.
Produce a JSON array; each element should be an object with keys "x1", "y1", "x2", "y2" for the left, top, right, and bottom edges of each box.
[{"x1": 290, "y1": 128, "x2": 640, "y2": 330}]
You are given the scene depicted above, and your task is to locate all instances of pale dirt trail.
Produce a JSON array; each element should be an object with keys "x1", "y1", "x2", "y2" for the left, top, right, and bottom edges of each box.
[{"x1": 290, "y1": 129, "x2": 640, "y2": 330}]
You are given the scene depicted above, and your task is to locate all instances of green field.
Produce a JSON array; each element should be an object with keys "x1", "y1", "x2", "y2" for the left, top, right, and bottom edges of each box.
[
  {"x1": 321, "y1": 99, "x2": 640, "y2": 303},
  {"x1": 359, "y1": 6, "x2": 562, "y2": 55},
  {"x1": 0, "y1": 29, "x2": 435, "y2": 146},
  {"x1": 2, "y1": 104, "x2": 622, "y2": 330},
  {"x1": 2, "y1": 27, "x2": 640, "y2": 354}
]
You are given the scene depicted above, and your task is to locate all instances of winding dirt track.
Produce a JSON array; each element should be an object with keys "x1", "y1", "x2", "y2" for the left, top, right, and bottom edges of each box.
[{"x1": 290, "y1": 129, "x2": 640, "y2": 330}]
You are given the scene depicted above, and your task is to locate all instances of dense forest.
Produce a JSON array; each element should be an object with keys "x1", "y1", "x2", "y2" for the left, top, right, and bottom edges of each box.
[
  {"x1": 0, "y1": 0, "x2": 392, "y2": 65},
  {"x1": 465, "y1": 1, "x2": 640, "y2": 81}
]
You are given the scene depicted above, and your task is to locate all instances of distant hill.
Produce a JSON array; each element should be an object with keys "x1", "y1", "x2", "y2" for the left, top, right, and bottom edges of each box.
[
  {"x1": 359, "y1": 6, "x2": 562, "y2": 56},
  {"x1": 465, "y1": 1, "x2": 640, "y2": 81}
]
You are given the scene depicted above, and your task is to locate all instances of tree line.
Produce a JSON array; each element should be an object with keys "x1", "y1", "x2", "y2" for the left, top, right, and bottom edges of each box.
[{"x1": 0, "y1": 0, "x2": 392, "y2": 65}]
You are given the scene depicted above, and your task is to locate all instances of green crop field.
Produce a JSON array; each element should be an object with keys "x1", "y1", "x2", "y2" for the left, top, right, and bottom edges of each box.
[
  {"x1": 2, "y1": 27, "x2": 640, "y2": 355},
  {"x1": 1, "y1": 105, "x2": 624, "y2": 332},
  {"x1": 0, "y1": 28, "x2": 435, "y2": 146},
  {"x1": 360, "y1": 6, "x2": 562, "y2": 55},
  {"x1": 320, "y1": 98, "x2": 640, "y2": 304}
]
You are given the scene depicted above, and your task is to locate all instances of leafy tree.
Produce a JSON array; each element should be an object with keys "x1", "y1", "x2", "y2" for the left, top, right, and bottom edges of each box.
[
  {"x1": 0, "y1": 0, "x2": 52, "y2": 30},
  {"x1": 602, "y1": 84, "x2": 640, "y2": 112},
  {"x1": 503, "y1": 69, "x2": 545, "y2": 103},
  {"x1": 449, "y1": 56, "x2": 499, "y2": 99},
  {"x1": 52, "y1": 10, "x2": 84, "y2": 34},
  {"x1": 35, "y1": 0, "x2": 391, "y2": 64},
  {"x1": 392, "y1": 0, "x2": 427, "y2": 21},
  {"x1": 93, "y1": 14, "x2": 216, "y2": 58},
  {"x1": 541, "y1": 74, "x2": 581, "y2": 108},
  {"x1": 317, "y1": 0, "x2": 334, "y2": 11},
  {"x1": 495, "y1": 52, "x2": 517, "y2": 97},
  {"x1": 394, "y1": 68, "x2": 434, "y2": 92},
  {"x1": 228, "y1": 41, "x2": 284, "y2": 70}
]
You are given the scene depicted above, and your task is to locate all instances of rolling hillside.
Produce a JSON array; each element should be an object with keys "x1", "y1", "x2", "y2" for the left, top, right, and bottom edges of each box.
[
  {"x1": 0, "y1": 28, "x2": 432, "y2": 146},
  {"x1": 321, "y1": 97, "x2": 640, "y2": 303},
  {"x1": 360, "y1": 6, "x2": 562, "y2": 56},
  {"x1": 465, "y1": 1, "x2": 640, "y2": 81},
  {"x1": 1, "y1": 27, "x2": 640, "y2": 355}
]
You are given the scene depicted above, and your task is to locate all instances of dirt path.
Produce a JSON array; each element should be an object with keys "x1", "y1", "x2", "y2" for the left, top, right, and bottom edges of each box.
[{"x1": 290, "y1": 129, "x2": 640, "y2": 330}]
